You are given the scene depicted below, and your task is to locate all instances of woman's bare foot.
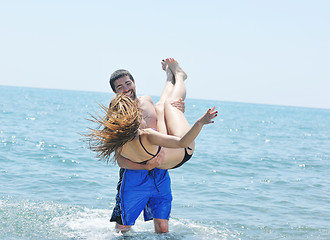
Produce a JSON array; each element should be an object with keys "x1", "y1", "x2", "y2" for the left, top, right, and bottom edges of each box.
[
  {"x1": 164, "y1": 58, "x2": 187, "y2": 81},
  {"x1": 161, "y1": 59, "x2": 174, "y2": 83}
]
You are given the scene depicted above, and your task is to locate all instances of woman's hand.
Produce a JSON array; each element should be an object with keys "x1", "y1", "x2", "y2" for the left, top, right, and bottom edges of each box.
[{"x1": 199, "y1": 107, "x2": 218, "y2": 125}]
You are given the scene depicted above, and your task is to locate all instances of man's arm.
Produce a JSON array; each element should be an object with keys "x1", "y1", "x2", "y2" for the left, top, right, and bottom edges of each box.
[
  {"x1": 117, "y1": 155, "x2": 147, "y2": 169},
  {"x1": 116, "y1": 150, "x2": 165, "y2": 170}
]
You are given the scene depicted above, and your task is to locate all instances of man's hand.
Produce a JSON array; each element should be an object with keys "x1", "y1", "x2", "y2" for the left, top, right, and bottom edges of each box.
[
  {"x1": 171, "y1": 98, "x2": 185, "y2": 113},
  {"x1": 144, "y1": 148, "x2": 165, "y2": 170},
  {"x1": 116, "y1": 150, "x2": 165, "y2": 170}
]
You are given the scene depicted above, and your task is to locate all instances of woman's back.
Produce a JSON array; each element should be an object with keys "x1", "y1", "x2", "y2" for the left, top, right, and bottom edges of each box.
[
  {"x1": 120, "y1": 133, "x2": 162, "y2": 163},
  {"x1": 120, "y1": 128, "x2": 189, "y2": 169}
]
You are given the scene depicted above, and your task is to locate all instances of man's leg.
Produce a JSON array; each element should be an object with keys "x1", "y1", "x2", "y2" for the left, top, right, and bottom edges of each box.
[
  {"x1": 115, "y1": 223, "x2": 132, "y2": 233},
  {"x1": 146, "y1": 168, "x2": 172, "y2": 233},
  {"x1": 153, "y1": 218, "x2": 169, "y2": 233},
  {"x1": 110, "y1": 169, "x2": 151, "y2": 233}
]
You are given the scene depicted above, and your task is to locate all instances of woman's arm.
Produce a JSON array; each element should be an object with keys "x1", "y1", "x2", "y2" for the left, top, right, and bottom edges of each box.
[{"x1": 145, "y1": 107, "x2": 217, "y2": 148}]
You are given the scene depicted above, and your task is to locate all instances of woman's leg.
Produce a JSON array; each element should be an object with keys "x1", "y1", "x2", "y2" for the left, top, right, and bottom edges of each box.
[
  {"x1": 166, "y1": 58, "x2": 187, "y2": 102},
  {"x1": 157, "y1": 59, "x2": 194, "y2": 169},
  {"x1": 164, "y1": 58, "x2": 192, "y2": 138},
  {"x1": 155, "y1": 60, "x2": 175, "y2": 134},
  {"x1": 158, "y1": 60, "x2": 175, "y2": 103}
]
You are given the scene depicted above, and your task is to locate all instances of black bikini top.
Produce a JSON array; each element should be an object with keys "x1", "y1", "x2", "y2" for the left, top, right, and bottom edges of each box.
[{"x1": 138, "y1": 135, "x2": 162, "y2": 163}]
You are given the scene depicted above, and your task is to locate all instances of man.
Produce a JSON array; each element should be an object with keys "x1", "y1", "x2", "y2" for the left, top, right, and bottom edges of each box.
[{"x1": 108, "y1": 69, "x2": 184, "y2": 233}]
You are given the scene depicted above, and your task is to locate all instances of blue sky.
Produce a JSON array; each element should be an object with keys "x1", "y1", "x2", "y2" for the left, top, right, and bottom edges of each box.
[{"x1": 1, "y1": 0, "x2": 329, "y2": 109}]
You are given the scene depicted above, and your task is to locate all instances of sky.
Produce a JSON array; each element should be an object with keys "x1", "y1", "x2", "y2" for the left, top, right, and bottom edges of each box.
[{"x1": 1, "y1": 0, "x2": 329, "y2": 109}]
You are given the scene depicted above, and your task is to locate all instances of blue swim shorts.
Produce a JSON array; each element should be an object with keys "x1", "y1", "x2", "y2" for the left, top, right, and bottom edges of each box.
[{"x1": 110, "y1": 168, "x2": 172, "y2": 226}]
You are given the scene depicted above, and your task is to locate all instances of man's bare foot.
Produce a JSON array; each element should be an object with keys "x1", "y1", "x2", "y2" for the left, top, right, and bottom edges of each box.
[
  {"x1": 164, "y1": 58, "x2": 187, "y2": 81},
  {"x1": 115, "y1": 223, "x2": 131, "y2": 233}
]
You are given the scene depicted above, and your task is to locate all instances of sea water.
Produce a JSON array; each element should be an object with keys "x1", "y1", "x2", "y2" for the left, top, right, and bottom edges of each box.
[{"x1": 0, "y1": 85, "x2": 329, "y2": 240}]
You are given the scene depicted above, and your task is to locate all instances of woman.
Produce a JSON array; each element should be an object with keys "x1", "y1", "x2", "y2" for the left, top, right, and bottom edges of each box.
[{"x1": 87, "y1": 58, "x2": 217, "y2": 169}]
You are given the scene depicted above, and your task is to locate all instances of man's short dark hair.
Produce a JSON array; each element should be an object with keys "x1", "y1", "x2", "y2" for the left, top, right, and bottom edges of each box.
[{"x1": 109, "y1": 69, "x2": 135, "y2": 92}]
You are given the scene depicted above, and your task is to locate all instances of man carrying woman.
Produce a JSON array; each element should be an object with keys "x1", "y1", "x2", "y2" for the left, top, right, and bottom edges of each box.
[{"x1": 87, "y1": 58, "x2": 217, "y2": 233}]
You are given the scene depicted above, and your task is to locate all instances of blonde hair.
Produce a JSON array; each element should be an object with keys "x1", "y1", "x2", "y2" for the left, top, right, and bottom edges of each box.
[{"x1": 86, "y1": 94, "x2": 142, "y2": 163}]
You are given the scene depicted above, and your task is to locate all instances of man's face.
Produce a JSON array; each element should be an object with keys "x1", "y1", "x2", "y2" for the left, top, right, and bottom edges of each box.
[{"x1": 113, "y1": 75, "x2": 137, "y2": 99}]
